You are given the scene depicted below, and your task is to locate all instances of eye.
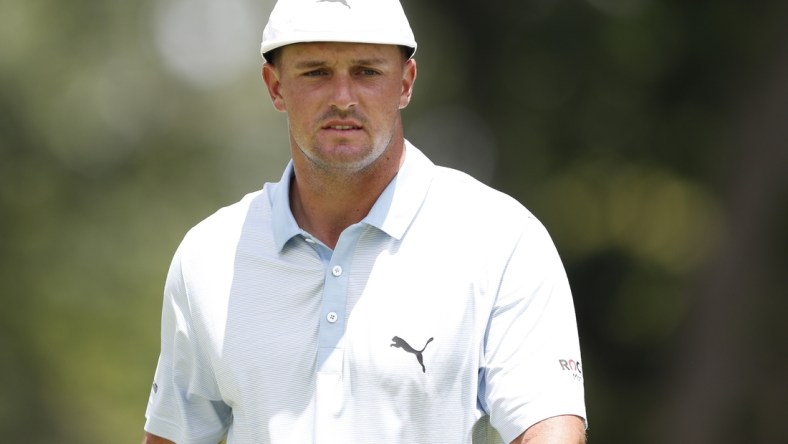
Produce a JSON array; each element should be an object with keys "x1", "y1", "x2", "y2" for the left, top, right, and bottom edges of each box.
[
  {"x1": 303, "y1": 69, "x2": 328, "y2": 77},
  {"x1": 358, "y1": 67, "x2": 381, "y2": 76}
]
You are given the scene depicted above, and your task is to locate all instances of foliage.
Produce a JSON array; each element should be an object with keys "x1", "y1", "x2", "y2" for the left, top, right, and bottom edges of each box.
[{"x1": 1, "y1": 0, "x2": 786, "y2": 442}]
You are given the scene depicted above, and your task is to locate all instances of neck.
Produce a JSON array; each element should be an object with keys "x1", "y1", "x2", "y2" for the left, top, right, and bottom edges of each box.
[{"x1": 289, "y1": 138, "x2": 406, "y2": 249}]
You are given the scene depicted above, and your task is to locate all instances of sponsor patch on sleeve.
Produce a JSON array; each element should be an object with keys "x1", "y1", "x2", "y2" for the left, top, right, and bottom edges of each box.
[{"x1": 558, "y1": 358, "x2": 583, "y2": 382}]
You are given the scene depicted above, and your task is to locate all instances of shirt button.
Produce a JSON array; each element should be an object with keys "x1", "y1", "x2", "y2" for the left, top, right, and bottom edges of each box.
[
  {"x1": 326, "y1": 312, "x2": 338, "y2": 323},
  {"x1": 304, "y1": 237, "x2": 316, "y2": 244},
  {"x1": 331, "y1": 265, "x2": 343, "y2": 277}
]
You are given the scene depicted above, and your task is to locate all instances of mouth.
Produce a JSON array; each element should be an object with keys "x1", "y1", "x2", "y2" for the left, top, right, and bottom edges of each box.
[{"x1": 322, "y1": 120, "x2": 363, "y2": 131}]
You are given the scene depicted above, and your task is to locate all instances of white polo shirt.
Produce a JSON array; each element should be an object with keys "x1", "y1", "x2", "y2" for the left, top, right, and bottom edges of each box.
[{"x1": 145, "y1": 142, "x2": 586, "y2": 444}]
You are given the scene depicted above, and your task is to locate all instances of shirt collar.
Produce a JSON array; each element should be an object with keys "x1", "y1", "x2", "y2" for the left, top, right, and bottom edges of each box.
[
  {"x1": 364, "y1": 141, "x2": 434, "y2": 239},
  {"x1": 270, "y1": 140, "x2": 435, "y2": 252},
  {"x1": 270, "y1": 161, "x2": 302, "y2": 252}
]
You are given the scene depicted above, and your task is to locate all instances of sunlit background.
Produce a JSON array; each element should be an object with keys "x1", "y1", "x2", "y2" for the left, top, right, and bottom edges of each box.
[{"x1": 1, "y1": 0, "x2": 786, "y2": 442}]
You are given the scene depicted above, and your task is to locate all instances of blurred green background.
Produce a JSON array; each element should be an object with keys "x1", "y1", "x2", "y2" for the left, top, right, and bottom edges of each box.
[{"x1": 1, "y1": 0, "x2": 787, "y2": 442}]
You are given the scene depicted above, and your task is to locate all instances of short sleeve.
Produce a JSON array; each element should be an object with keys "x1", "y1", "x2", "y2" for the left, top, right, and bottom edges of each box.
[
  {"x1": 480, "y1": 217, "x2": 587, "y2": 443},
  {"x1": 144, "y1": 244, "x2": 232, "y2": 443}
]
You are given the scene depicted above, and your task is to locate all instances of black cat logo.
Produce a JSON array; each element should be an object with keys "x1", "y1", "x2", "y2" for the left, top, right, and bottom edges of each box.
[{"x1": 391, "y1": 336, "x2": 434, "y2": 373}]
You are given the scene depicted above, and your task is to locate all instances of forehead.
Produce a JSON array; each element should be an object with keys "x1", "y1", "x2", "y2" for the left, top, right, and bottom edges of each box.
[{"x1": 278, "y1": 42, "x2": 403, "y2": 65}]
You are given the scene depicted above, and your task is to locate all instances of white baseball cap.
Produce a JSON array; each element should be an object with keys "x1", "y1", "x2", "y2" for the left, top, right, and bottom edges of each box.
[{"x1": 260, "y1": 0, "x2": 417, "y2": 61}]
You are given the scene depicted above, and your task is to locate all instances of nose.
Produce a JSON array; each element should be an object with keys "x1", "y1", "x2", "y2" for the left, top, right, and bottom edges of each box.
[{"x1": 329, "y1": 73, "x2": 357, "y2": 111}]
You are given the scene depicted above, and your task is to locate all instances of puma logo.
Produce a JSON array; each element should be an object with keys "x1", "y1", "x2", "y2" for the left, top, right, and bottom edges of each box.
[
  {"x1": 391, "y1": 336, "x2": 434, "y2": 373},
  {"x1": 317, "y1": 0, "x2": 350, "y2": 8}
]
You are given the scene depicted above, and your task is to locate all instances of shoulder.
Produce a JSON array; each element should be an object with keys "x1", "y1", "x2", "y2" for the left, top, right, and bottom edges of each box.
[
  {"x1": 165, "y1": 189, "x2": 277, "y2": 305},
  {"x1": 428, "y1": 165, "x2": 538, "y2": 229},
  {"x1": 179, "y1": 189, "x2": 270, "y2": 258}
]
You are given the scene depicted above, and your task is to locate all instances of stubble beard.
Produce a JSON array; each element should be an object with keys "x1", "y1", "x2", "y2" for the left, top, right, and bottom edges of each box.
[{"x1": 291, "y1": 117, "x2": 399, "y2": 184}]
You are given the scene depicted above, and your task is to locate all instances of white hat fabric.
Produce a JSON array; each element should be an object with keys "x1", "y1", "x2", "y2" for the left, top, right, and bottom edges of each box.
[{"x1": 260, "y1": 0, "x2": 417, "y2": 61}]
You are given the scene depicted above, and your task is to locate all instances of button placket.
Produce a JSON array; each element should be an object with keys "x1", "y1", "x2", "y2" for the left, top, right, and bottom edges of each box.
[
  {"x1": 315, "y1": 225, "x2": 364, "y2": 378},
  {"x1": 316, "y1": 261, "x2": 348, "y2": 374},
  {"x1": 325, "y1": 265, "x2": 342, "y2": 325}
]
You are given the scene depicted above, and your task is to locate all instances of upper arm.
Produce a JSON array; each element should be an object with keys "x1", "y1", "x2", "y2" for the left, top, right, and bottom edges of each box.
[
  {"x1": 142, "y1": 432, "x2": 225, "y2": 444},
  {"x1": 510, "y1": 415, "x2": 587, "y2": 444},
  {"x1": 481, "y1": 218, "x2": 587, "y2": 441},
  {"x1": 144, "y1": 245, "x2": 231, "y2": 441},
  {"x1": 142, "y1": 432, "x2": 175, "y2": 444}
]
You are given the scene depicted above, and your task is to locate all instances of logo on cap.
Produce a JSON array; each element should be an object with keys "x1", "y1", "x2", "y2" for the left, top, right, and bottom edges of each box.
[{"x1": 318, "y1": 0, "x2": 350, "y2": 8}]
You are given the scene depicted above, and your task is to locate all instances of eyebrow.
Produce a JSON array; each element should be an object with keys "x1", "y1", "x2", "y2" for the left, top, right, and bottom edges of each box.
[
  {"x1": 293, "y1": 60, "x2": 327, "y2": 69},
  {"x1": 293, "y1": 58, "x2": 390, "y2": 70}
]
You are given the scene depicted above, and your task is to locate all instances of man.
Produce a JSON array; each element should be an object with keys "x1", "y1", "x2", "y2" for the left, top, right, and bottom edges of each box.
[{"x1": 143, "y1": 0, "x2": 587, "y2": 442}]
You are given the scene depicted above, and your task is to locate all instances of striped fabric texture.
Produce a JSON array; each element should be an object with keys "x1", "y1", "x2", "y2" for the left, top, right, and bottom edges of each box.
[{"x1": 145, "y1": 143, "x2": 586, "y2": 443}]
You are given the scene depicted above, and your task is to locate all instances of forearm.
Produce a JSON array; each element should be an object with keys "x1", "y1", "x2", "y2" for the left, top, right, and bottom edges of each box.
[{"x1": 510, "y1": 415, "x2": 586, "y2": 444}]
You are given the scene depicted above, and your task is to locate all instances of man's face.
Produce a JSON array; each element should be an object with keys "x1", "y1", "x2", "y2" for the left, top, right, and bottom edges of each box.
[{"x1": 263, "y1": 42, "x2": 416, "y2": 174}]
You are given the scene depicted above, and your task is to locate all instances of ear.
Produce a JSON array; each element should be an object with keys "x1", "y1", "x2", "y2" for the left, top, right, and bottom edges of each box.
[
  {"x1": 262, "y1": 63, "x2": 287, "y2": 112},
  {"x1": 399, "y1": 58, "x2": 417, "y2": 109}
]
